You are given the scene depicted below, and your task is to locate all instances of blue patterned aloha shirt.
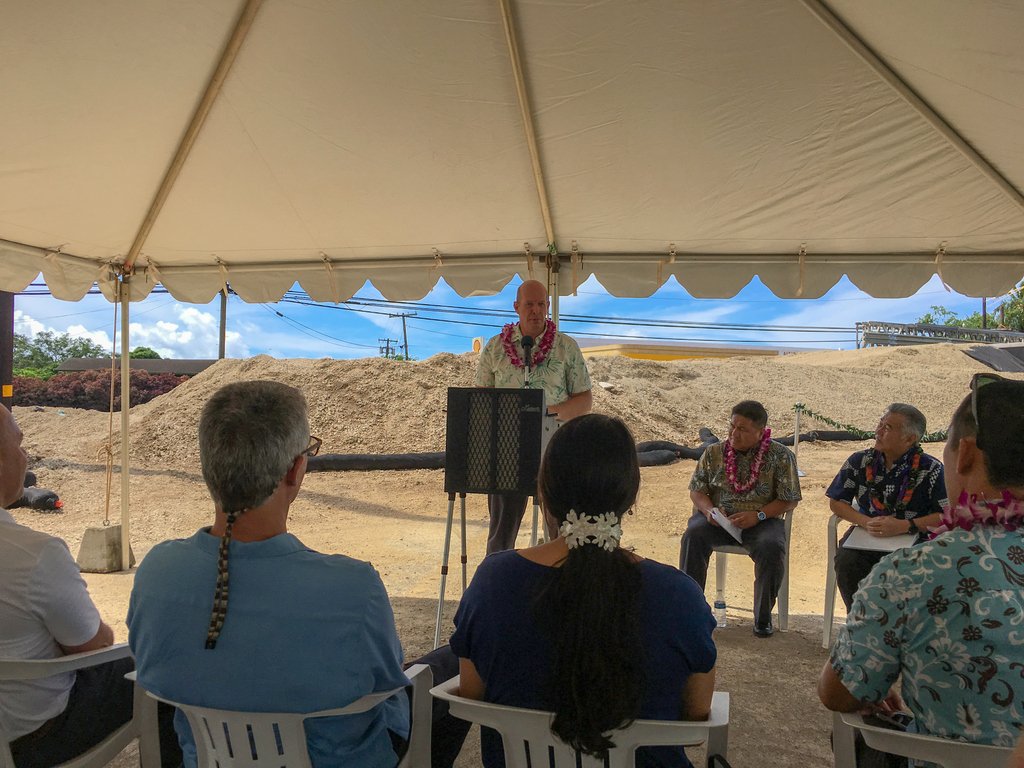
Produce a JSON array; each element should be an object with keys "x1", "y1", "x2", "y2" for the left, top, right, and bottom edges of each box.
[
  {"x1": 831, "y1": 526, "x2": 1024, "y2": 747},
  {"x1": 475, "y1": 322, "x2": 591, "y2": 408},
  {"x1": 826, "y1": 447, "x2": 946, "y2": 529}
]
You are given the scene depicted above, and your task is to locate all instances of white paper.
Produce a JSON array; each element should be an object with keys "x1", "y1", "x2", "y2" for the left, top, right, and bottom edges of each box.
[
  {"x1": 843, "y1": 527, "x2": 916, "y2": 552},
  {"x1": 710, "y1": 508, "x2": 743, "y2": 544}
]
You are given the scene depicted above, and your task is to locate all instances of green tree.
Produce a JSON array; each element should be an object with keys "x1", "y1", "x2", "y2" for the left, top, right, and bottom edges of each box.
[
  {"x1": 915, "y1": 305, "x2": 983, "y2": 328},
  {"x1": 997, "y1": 285, "x2": 1024, "y2": 331},
  {"x1": 13, "y1": 331, "x2": 107, "y2": 379},
  {"x1": 129, "y1": 346, "x2": 162, "y2": 359}
]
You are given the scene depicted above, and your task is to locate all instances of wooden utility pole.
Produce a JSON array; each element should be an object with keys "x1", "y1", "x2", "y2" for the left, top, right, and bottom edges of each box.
[
  {"x1": 388, "y1": 312, "x2": 416, "y2": 359},
  {"x1": 0, "y1": 291, "x2": 12, "y2": 410},
  {"x1": 378, "y1": 338, "x2": 398, "y2": 358}
]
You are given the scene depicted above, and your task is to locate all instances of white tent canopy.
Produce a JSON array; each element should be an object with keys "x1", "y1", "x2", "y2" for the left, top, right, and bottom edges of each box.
[{"x1": 1, "y1": 0, "x2": 1022, "y2": 303}]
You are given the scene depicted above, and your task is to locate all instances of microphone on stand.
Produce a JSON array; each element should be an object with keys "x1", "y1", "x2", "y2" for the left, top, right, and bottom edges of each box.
[{"x1": 521, "y1": 335, "x2": 535, "y2": 384}]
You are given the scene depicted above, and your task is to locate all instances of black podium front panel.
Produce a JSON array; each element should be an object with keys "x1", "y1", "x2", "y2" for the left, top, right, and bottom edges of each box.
[{"x1": 444, "y1": 387, "x2": 545, "y2": 495}]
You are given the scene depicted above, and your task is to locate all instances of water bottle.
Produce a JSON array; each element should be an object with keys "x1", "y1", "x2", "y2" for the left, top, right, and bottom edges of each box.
[{"x1": 714, "y1": 599, "x2": 727, "y2": 628}]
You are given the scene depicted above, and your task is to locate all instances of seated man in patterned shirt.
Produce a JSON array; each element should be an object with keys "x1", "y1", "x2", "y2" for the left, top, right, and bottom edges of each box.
[
  {"x1": 826, "y1": 403, "x2": 946, "y2": 610},
  {"x1": 819, "y1": 374, "x2": 1024, "y2": 758},
  {"x1": 680, "y1": 400, "x2": 802, "y2": 638}
]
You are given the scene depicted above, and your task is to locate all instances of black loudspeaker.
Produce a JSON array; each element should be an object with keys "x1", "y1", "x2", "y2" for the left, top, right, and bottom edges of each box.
[{"x1": 444, "y1": 387, "x2": 546, "y2": 495}]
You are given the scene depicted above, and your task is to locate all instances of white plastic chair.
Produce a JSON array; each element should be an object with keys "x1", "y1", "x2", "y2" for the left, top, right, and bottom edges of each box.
[
  {"x1": 430, "y1": 675, "x2": 729, "y2": 768},
  {"x1": 823, "y1": 513, "x2": 842, "y2": 648},
  {"x1": 139, "y1": 663, "x2": 431, "y2": 768},
  {"x1": 713, "y1": 507, "x2": 793, "y2": 630},
  {"x1": 833, "y1": 711, "x2": 1013, "y2": 768},
  {"x1": 0, "y1": 643, "x2": 151, "y2": 768}
]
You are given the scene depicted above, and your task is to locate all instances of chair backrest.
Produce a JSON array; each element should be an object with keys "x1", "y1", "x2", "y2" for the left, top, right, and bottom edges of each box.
[
  {"x1": 430, "y1": 676, "x2": 729, "y2": 768},
  {"x1": 839, "y1": 713, "x2": 1013, "y2": 768},
  {"x1": 145, "y1": 664, "x2": 431, "y2": 768}
]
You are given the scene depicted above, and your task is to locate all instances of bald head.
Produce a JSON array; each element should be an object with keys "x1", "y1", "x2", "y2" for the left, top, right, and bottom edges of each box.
[{"x1": 514, "y1": 280, "x2": 549, "y2": 339}]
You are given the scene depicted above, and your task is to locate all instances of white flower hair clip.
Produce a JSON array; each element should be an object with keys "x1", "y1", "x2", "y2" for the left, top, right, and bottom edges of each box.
[{"x1": 559, "y1": 510, "x2": 622, "y2": 551}]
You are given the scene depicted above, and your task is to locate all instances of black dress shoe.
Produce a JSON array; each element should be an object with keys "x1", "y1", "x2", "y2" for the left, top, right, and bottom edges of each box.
[{"x1": 753, "y1": 621, "x2": 775, "y2": 638}]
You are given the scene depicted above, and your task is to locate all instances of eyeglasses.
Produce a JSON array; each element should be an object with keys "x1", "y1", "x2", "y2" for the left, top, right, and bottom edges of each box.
[
  {"x1": 303, "y1": 435, "x2": 322, "y2": 457},
  {"x1": 970, "y1": 373, "x2": 1006, "y2": 450}
]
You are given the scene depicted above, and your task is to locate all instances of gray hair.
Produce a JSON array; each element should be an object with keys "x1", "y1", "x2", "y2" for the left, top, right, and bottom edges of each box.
[
  {"x1": 884, "y1": 403, "x2": 926, "y2": 442},
  {"x1": 199, "y1": 381, "x2": 310, "y2": 513}
]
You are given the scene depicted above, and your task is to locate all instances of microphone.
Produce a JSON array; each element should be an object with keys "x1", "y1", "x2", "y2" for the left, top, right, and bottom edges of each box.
[{"x1": 521, "y1": 335, "x2": 535, "y2": 375}]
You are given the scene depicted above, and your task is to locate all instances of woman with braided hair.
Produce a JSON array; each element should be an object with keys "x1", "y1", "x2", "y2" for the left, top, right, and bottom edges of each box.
[{"x1": 451, "y1": 414, "x2": 717, "y2": 768}]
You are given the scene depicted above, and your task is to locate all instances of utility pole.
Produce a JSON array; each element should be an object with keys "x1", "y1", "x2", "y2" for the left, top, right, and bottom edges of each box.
[
  {"x1": 388, "y1": 311, "x2": 416, "y2": 360},
  {"x1": 378, "y1": 338, "x2": 399, "y2": 358}
]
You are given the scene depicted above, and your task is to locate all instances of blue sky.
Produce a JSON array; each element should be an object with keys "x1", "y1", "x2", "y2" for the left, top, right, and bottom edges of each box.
[{"x1": 13, "y1": 274, "x2": 998, "y2": 361}]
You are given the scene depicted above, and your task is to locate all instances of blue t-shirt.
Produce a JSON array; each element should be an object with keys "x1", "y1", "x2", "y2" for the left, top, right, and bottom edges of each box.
[
  {"x1": 127, "y1": 530, "x2": 410, "y2": 768},
  {"x1": 450, "y1": 551, "x2": 717, "y2": 768}
]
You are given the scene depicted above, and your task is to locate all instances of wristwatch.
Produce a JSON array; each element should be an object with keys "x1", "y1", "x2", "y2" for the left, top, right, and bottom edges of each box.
[
  {"x1": 756, "y1": 510, "x2": 767, "y2": 522},
  {"x1": 906, "y1": 518, "x2": 916, "y2": 534}
]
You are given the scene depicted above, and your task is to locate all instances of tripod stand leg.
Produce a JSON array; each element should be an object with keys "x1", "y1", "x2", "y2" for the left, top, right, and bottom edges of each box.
[
  {"x1": 434, "y1": 492, "x2": 457, "y2": 649},
  {"x1": 460, "y1": 493, "x2": 468, "y2": 593},
  {"x1": 530, "y1": 496, "x2": 540, "y2": 546}
]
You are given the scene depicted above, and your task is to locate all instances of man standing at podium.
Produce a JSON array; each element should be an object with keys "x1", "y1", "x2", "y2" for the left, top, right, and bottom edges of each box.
[{"x1": 475, "y1": 279, "x2": 592, "y2": 553}]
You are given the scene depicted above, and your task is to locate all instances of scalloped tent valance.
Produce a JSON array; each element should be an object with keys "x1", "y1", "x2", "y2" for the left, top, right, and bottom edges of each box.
[{"x1": 1, "y1": 0, "x2": 1022, "y2": 303}]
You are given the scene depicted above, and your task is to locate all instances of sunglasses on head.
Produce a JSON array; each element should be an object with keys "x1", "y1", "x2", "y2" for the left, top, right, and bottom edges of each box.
[{"x1": 970, "y1": 373, "x2": 1009, "y2": 450}]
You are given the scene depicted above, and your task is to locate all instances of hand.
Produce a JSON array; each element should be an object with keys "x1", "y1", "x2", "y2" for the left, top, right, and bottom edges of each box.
[
  {"x1": 864, "y1": 516, "x2": 912, "y2": 538},
  {"x1": 704, "y1": 507, "x2": 720, "y2": 526},
  {"x1": 728, "y1": 510, "x2": 760, "y2": 530}
]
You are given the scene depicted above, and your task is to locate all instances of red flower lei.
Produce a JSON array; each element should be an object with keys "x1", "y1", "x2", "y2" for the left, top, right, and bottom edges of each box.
[
  {"x1": 500, "y1": 320, "x2": 556, "y2": 369},
  {"x1": 864, "y1": 446, "x2": 922, "y2": 516},
  {"x1": 724, "y1": 428, "x2": 772, "y2": 494}
]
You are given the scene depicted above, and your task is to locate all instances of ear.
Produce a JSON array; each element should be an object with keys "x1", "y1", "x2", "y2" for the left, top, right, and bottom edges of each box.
[
  {"x1": 954, "y1": 436, "x2": 979, "y2": 477},
  {"x1": 283, "y1": 454, "x2": 306, "y2": 487}
]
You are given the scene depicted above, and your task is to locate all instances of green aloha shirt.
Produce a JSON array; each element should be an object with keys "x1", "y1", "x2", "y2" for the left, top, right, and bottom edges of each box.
[
  {"x1": 831, "y1": 526, "x2": 1024, "y2": 747},
  {"x1": 474, "y1": 322, "x2": 591, "y2": 408},
  {"x1": 688, "y1": 441, "x2": 802, "y2": 513}
]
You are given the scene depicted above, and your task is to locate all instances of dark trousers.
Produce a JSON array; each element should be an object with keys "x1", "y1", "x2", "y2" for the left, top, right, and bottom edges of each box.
[
  {"x1": 10, "y1": 657, "x2": 181, "y2": 768},
  {"x1": 679, "y1": 513, "x2": 786, "y2": 627},
  {"x1": 486, "y1": 494, "x2": 557, "y2": 554},
  {"x1": 835, "y1": 527, "x2": 887, "y2": 611},
  {"x1": 402, "y1": 645, "x2": 472, "y2": 768}
]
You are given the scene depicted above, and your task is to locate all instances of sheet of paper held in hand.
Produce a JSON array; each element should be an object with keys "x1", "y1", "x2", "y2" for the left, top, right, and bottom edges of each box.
[
  {"x1": 711, "y1": 508, "x2": 743, "y2": 544},
  {"x1": 843, "y1": 527, "x2": 916, "y2": 552}
]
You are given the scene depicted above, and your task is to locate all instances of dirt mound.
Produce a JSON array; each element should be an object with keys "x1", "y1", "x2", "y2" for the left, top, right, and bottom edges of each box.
[{"x1": 16, "y1": 343, "x2": 1009, "y2": 471}]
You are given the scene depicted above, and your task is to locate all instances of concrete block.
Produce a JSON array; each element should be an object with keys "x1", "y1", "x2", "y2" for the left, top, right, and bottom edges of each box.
[{"x1": 76, "y1": 525, "x2": 136, "y2": 573}]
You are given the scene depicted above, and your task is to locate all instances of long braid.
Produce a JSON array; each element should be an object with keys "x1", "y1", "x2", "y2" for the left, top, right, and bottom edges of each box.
[{"x1": 205, "y1": 509, "x2": 241, "y2": 649}]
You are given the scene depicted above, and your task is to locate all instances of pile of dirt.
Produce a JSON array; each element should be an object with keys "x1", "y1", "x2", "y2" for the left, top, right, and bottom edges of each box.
[{"x1": 15, "y1": 344, "x2": 1003, "y2": 471}]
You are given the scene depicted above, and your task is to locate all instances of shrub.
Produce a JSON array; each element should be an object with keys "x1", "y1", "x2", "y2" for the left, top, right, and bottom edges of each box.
[{"x1": 13, "y1": 370, "x2": 188, "y2": 411}]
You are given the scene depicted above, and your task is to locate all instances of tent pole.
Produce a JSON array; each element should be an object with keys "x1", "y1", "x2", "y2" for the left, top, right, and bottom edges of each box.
[
  {"x1": 121, "y1": 0, "x2": 264, "y2": 273},
  {"x1": 550, "y1": 261, "x2": 560, "y2": 325},
  {"x1": 498, "y1": 0, "x2": 558, "y2": 249},
  {"x1": 120, "y1": 279, "x2": 131, "y2": 571},
  {"x1": 799, "y1": 0, "x2": 1024, "y2": 213},
  {"x1": 218, "y1": 288, "x2": 227, "y2": 359}
]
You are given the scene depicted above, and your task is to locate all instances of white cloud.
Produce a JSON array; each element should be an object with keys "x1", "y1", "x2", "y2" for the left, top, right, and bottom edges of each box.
[{"x1": 15, "y1": 304, "x2": 250, "y2": 359}]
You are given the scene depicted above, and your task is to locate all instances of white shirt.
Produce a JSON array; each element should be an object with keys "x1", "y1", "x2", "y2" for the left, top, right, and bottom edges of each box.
[{"x1": 0, "y1": 509, "x2": 101, "y2": 739}]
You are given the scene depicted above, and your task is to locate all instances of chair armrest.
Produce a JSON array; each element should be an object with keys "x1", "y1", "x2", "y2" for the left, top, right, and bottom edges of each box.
[{"x1": 0, "y1": 642, "x2": 131, "y2": 681}]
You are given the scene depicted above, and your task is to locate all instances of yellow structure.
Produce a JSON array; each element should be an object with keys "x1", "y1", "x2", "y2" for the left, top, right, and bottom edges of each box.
[{"x1": 579, "y1": 342, "x2": 784, "y2": 361}]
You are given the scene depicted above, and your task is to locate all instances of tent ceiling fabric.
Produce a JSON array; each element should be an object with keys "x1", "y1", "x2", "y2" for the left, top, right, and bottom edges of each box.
[{"x1": 0, "y1": 0, "x2": 1021, "y2": 302}]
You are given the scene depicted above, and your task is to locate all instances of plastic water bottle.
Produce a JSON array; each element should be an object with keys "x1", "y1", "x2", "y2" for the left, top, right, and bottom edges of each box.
[{"x1": 714, "y1": 599, "x2": 727, "y2": 628}]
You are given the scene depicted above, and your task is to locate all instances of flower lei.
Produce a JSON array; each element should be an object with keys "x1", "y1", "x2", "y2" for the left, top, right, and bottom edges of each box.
[
  {"x1": 559, "y1": 510, "x2": 622, "y2": 551},
  {"x1": 929, "y1": 490, "x2": 1024, "y2": 538},
  {"x1": 723, "y1": 428, "x2": 772, "y2": 494},
  {"x1": 864, "y1": 445, "x2": 923, "y2": 517},
  {"x1": 499, "y1": 320, "x2": 557, "y2": 369}
]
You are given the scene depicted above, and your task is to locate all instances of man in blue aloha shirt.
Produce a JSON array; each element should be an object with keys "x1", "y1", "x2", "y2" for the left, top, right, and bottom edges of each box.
[
  {"x1": 826, "y1": 403, "x2": 946, "y2": 610},
  {"x1": 819, "y1": 375, "x2": 1024, "y2": 758}
]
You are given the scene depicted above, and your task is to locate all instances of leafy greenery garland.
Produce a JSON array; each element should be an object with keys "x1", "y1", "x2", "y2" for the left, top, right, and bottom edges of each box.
[{"x1": 792, "y1": 403, "x2": 948, "y2": 442}]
